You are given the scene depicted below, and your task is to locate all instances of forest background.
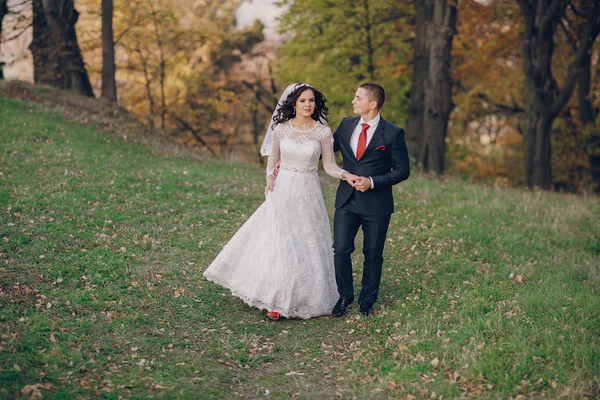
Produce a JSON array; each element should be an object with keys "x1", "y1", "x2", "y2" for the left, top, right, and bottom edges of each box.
[{"x1": 1, "y1": 0, "x2": 599, "y2": 193}]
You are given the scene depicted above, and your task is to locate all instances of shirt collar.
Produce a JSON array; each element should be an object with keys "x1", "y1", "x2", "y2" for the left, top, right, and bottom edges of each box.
[{"x1": 360, "y1": 113, "x2": 381, "y2": 128}]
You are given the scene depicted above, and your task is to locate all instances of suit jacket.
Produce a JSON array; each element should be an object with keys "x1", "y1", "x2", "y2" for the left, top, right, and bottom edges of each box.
[{"x1": 333, "y1": 116, "x2": 410, "y2": 215}]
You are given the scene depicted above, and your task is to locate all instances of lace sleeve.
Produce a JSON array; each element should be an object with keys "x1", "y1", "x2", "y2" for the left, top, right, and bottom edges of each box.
[
  {"x1": 320, "y1": 127, "x2": 345, "y2": 179},
  {"x1": 266, "y1": 126, "x2": 281, "y2": 178}
]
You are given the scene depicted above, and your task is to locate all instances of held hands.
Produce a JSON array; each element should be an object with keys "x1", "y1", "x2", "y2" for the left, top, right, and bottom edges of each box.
[
  {"x1": 342, "y1": 172, "x2": 370, "y2": 192},
  {"x1": 269, "y1": 167, "x2": 370, "y2": 193},
  {"x1": 353, "y1": 176, "x2": 372, "y2": 192},
  {"x1": 342, "y1": 172, "x2": 371, "y2": 192}
]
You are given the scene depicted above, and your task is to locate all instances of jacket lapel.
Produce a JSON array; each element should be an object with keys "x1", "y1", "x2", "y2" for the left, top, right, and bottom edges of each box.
[
  {"x1": 360, "y1": 117, "x2": 386, "y2": 160},
  {"x1": 342, "y1": 117, "x2": 360, "y2": 163}
]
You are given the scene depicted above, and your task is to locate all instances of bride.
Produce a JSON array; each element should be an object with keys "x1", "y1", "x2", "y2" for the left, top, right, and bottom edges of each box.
[{"x1": 203, "y1": 83, "x2": 358, "y2": 320}]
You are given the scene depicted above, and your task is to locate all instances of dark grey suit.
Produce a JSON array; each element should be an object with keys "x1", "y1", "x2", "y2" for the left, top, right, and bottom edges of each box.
[{"x1": 332, "y1": 116, "x2": 410, "y2": 305}]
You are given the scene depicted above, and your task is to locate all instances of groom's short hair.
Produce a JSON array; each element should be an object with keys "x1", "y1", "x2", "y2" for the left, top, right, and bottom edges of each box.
[{"x1": 359, "y1": 83, "x2": 385, "y2": 110}]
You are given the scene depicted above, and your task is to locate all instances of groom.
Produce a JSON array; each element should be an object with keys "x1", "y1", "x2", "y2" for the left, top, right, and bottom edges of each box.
[{"x1": 331, "y1": 83, "x2": 410, "y2": 317}]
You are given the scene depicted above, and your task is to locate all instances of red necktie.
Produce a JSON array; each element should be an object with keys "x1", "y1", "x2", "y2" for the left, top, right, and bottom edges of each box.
[{"x1": 356, "y1": 123, "x2": 369, "y2": 161}]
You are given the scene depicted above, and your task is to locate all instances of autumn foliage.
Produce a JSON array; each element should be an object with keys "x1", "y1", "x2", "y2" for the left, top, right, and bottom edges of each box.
[{"x1": 1, "y1": 0, "x2": 599, "y2": 191}]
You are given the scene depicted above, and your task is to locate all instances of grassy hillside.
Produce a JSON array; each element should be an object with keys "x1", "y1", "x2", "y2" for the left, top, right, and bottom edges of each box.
[{"x1": 1, "y1": 83, "x2": 599, "y2": 399}]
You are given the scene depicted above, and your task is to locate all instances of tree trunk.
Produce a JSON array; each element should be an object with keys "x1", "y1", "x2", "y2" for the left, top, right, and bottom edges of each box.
[
  {"x1": 0, "y1": 0, "x2": 6, "y2": 33},
  {"x1": 578, "y1": 37, "x2": 600, "y2": 193},
  {"x1": 517, "y1": 0, "x2": 599, "y2": 190},
  {"x1": 0, "y1": 0, "x2": 7, "y2": 80},
  {"x1": 517, "y1": 0, "x2": 563, "y2": 189},
  {"x1": 41, "y1": 0, "x2": 94, "y2": 97},
  {"x1": 149, "y1": 3, "x2": 166, "y2": 128},
  {"x1": 362, "y1": 0, "x2": 376, "y2": 80},
  {"x1": 101, "y1": 0, "x2": 117, "y2": 102},
  {"x1": 419, "y1": 0, "x2": 457, "y2": 175},
  {"x1": 29, "y1": 0, "x2": 65, "y2": 87},
  {"x1": 136, "y1": 41, "x2": 156, "y2": 128},
  {"x1": 406, "y1": 1, "x2": 429, "y2": 161},
  {"x1": 523, "y1": 112, "x2": 553, "y2": 189}
]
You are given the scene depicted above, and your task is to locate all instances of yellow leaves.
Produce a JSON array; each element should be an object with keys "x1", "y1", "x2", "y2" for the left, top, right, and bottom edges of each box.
[
  {"x1": 446, "y1": 370, "x2": 461, "y2": 383},
  {"x1": 78, "y1": 379, "x2": 91, "y2": 388},
  {"x1": 509, "y1": 272, "x2": 527, "y2": 283},
  {"x1": 387, "y1": 380, "x2": 404, "y2": 390},
  {"x1": 20, "y1": 383, "x2": 53, "y2": 399},
  {"x1": 514, "y1": 275, "x2": 527, "y2": 283},
  {"x1": 345, "y1": 314, "x2": 361, "y2": 323}
]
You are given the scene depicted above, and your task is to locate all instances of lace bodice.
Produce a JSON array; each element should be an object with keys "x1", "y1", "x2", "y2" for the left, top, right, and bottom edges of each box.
[{"x1": 266, "y1": 122, "x2": 344, "y2": 179}]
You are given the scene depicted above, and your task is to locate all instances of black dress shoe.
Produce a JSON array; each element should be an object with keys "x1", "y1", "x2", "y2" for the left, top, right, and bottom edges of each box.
[
  {"x1": 332, "y1": 296, "x2": 354, "y2": 317},
  {"x1": 359, "y1": 303, "x2": 374, "y2": 317}
]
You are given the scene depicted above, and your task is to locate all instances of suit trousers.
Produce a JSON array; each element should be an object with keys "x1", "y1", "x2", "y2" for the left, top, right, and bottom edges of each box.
[{"x1": 332, "y1": 193, "x2": 391, "y2": 305}]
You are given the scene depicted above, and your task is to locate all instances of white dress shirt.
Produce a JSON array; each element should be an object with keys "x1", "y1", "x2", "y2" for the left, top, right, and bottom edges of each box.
[{"x1": 350, "y1": 113, "x2": 380, "y2": 189}]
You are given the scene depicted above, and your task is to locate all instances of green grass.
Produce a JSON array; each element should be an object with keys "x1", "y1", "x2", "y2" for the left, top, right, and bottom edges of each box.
[{"x1": 1, "y1": 83, "x2": 599, "y2": 399}]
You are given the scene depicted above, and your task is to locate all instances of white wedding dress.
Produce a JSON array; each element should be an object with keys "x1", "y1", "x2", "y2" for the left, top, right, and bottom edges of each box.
[{"x1": 203, "y1": 121, "x2": 344, "y2": 319}]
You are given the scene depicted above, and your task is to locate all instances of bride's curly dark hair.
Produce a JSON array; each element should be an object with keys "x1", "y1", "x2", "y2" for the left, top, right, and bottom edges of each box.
[{"x1": 272, "y1": 83, "x2": 329, "y2": 128}]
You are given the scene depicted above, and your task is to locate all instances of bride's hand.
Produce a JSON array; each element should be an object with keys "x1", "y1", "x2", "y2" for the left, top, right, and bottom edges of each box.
[
  {"x1": 342, "y1": 172, "x2": 359, "y2": 187},
  {"x1": 265, "y1": 176, "x2": 275, "y2": 194}
]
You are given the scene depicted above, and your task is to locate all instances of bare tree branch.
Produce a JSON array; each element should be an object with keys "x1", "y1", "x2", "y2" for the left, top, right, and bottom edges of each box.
[
  {"x1": 170, "y1": 112, "x2": 218, "y2": 156},
  {"x1": 2, "y1": 23, "x2": 33, "y2": 42},
  {"x1": 113, "y1": 0, "x2": 141, "y2": 46},
  {"x1": 539, "y1": 0, "x2": 567, "y2": 33},
  {"x1": 551, "y1": 1, "x2": 600, "y2": 118},
  {"x1": 558, "y1": 18, "x2": 577, "y2": 49},
  {"x1": 475, "y1": 92, "x2": 526, "y2": 114}
]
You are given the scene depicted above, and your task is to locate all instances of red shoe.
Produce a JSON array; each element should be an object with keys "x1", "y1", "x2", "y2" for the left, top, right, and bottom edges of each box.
[{"x1": 266, "y1": 311, "x2": 281, "y2": 320}]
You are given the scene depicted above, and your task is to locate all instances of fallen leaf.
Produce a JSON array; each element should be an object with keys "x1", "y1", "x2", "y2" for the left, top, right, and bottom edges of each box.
[
  {"x1": 515, "y1": 274, "x2": 526, "y2": 283},
  {"x1": 21, "y1": 384, "x2": 44, "y2": 399}
]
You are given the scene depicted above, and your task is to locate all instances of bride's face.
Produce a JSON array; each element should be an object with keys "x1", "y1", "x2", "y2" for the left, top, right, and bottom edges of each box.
[{"x1": 295, "y1": 89, "x2": 316, "y2": 118}]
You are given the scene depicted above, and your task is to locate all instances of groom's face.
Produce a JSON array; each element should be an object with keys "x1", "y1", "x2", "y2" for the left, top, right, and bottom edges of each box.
[{"x1": 352, "y1": 88, "x2": 375, "y2": 115}]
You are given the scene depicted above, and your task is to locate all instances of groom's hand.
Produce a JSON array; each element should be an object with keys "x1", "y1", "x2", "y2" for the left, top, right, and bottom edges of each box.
[{"x1": 354, "y1": 177, "x2": 371, "y2": 192}]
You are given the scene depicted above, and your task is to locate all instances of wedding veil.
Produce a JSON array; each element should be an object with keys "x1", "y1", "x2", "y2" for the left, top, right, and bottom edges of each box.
[{"x1": 260, "y1": 83, "x2": 328, "y2": 157}]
